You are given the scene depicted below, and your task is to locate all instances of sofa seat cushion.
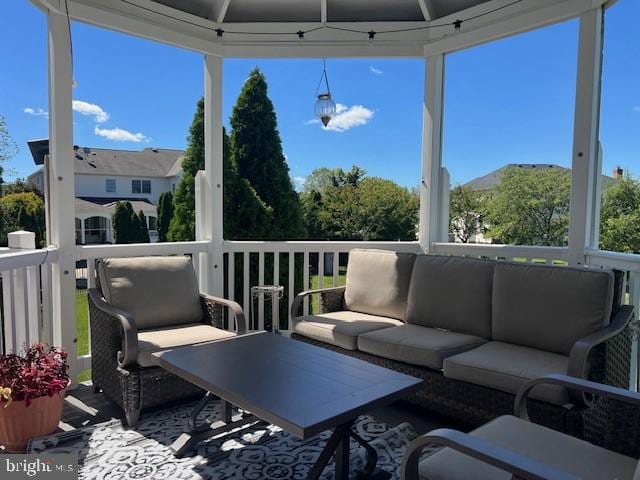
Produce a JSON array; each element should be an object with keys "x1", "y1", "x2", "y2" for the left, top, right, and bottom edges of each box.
[
  {"x1": 293, "y1": 311, "x2": 403, "y2": 350},
  {"x1": 492, "y1": 262, "x2": 614, "y2": 356},
  {"x1": 358, "y1": 324, "x2": 488, "y2": 370},
  {"x1": 343, "y1": 249, "x2": 416, "y2": 320},
  {"x1": 136, "y1": 323, "x2": 236, "y2": 367},
  {"x1": 419, "y1": 415, "x2": 638, "y2": 480},
  {"x1": 406, "y1": 255, "x2": 495, "y2": 338},
  {"x1": 443, "y1": 342, "x2": 570, "y2": 405},
  {"x1": 98, "y1": 256, "x2": 203, "y2": 330}
]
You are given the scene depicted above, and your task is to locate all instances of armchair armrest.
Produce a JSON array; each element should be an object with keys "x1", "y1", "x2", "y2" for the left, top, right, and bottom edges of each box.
[
  {"x1": 401, "y1": 427, "x2": 579, "y2": 480},
  {"x1": 568, "y1": 305, "x2": 633, "y2": 379},
  {"x1": 200, "y1": 293, "x2": 247, "y2": 334},
  {"x1": 515, "y1": 373, "x2": 640, "y2": 421},
  {"x1": 88, "y1": 288, "x2": 139, "y2": 369},
  {"x1": 290, "y1": 286, "x2": 346, "y2": 321}
]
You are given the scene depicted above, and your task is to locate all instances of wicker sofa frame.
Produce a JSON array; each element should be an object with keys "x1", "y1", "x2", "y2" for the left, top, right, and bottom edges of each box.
[
  {"x1": 290, "y1": 286, "x2": 634, "y2": 454},
  {"x1": 88, "y1": 288, "x2": 245, "y2": 426}
]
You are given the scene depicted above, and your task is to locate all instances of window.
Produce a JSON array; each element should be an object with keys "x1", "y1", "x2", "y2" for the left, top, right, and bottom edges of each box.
[
  {"x1": 132, "y1": 179, "x2": 151, "y2": 194},
  {"x1": 84, "y1": 216, "x2": 111, "y2": 244},
  {"x1": 148, "y1": 216, "x2": 157, "y2": 231},
  {"x1": 105, "y1": 179, "x2": 116, "y2": 193}
]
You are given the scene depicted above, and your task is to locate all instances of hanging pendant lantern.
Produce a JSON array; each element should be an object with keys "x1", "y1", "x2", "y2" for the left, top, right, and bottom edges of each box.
[{"x1": 314, "y1": 59, "x2": 336, "y2": 127}]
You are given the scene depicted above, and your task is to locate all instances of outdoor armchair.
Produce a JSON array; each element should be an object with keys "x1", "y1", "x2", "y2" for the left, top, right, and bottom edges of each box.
[
  {"x1": 88, "y1": 256, "x2": 246, "y2": 427},
  {"x1": 401, "y1": 374, "x2": 640, "y2": 480}
]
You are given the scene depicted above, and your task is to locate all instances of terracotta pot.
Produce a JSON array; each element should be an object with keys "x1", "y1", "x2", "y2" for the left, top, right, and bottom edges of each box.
[{"x1": 0, "y1": 389, "x2": 66, "y2": 453}]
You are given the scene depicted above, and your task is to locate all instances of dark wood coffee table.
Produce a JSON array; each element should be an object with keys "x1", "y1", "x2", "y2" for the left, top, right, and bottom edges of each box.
[{"x1": 152, "y1": 331, "x2": 422, "y2": 479}]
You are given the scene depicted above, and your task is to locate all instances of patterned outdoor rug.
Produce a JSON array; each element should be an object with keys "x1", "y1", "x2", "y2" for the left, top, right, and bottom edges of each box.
[{"x1": 29, "y1": 398, "x2": 426, "y2": 479}]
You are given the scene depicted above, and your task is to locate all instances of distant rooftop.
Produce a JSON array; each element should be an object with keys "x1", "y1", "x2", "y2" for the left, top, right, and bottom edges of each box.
[
  {"x1": 27, "y1": 139, "x2": 185, "y2": 178},
  {"x1": 464, "y1": 164, "x2": 615, "y2": 190}
]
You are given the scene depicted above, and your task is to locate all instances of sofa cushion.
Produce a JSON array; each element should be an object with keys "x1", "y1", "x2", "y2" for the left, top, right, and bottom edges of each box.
[
  {"x1": 293, "y1": 311, "x2": 403, "y2": 350},
  {"x1": 492, "y1": 262, "x2": 614, "y2": 356},
  {"x1": 343, "y1": 249, "x2": 416, "y2": 321},
  {"x1": 419, "y1": 415, "x2": 638, "y2": 480},
  {"x1": 136, "y1": 323, "x2": 236, "y2": 367},
  {"x1": 358, "y1": 324, "x2": 488, "y2": 370},
  {"x1": 97, "y1": 256, "x2": 203, "y2": 330},
  {"x1": 406, "y1": 255, "x2": 495, "y2": 338},
  {"x1": 443, "y1": 342, "x2": 570, "y2": 405}
]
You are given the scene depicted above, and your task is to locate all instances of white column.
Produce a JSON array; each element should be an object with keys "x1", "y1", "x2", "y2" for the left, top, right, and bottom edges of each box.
[
  {"x1": 47, "y1": 11, "x2": 78, "y2": 383},
  {"x1": 567, "y1": 8, "x2": 604, "y2": 265},
  {"x1": 203, "y1": 55, "x2": 224, "y2": 296},
  {"x1": 420, "y1": 54, "x2": 445, "y2": 252}
]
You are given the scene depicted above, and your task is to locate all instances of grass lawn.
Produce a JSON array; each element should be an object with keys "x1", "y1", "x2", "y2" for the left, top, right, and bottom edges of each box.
[
  {"x1": 76, "y1": 289, "x2": 91, "y2": 382},
  {"x1": 309, "y1": 273, "x2": 346, "y2": 313}
]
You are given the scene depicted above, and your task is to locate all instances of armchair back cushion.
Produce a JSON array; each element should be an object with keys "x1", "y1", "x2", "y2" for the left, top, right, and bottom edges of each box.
[
  {"x1": 97, "y1": 256, "x2": 203, "y2": 330},
  {"x1": 406, "y1": 255, "x2": 495, "y2": 338},
  {"x1": 344, "y1": 249, "x2": 416, "y2": 321},
  {"x1": 492, "y1": 262, "x2": 614, "y2": 356}
]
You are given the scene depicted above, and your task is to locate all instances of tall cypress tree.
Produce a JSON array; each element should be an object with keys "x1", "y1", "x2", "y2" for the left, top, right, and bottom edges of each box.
[
  {"x1": 156, "y1": 191, "x2": 173, "y2": 242},
  {"x1": 230, "y1": 68, "x2": 305, "y2": 240},
  {"x1": 169, "y1": 98, "x2": 272, "y2": 241},
  {"x1": 112, "y1": 201, "x2": 134, "y2": 244},
  {"x1": 138, "y1": 210, "x2": 150, "y2": 243}
]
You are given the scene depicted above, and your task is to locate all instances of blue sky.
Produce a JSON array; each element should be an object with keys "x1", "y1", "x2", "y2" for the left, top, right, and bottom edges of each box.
[{"x1": 1, "y1": 1, "x2": 638, "y2": 187}]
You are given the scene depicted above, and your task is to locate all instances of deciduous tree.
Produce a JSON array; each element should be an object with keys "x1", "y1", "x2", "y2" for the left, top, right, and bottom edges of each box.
[{"x1": 449, "y1": 185, "x2": 487, "y2": 243}]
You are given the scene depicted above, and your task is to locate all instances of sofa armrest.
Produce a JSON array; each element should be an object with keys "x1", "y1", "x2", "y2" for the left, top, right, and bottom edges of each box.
[
  {"x1": 568, "y1": 305, "x2": 633, "y2": 379},
  {"x1": 401, "y1": 427, "x2": 578, "y2": 480},
  {"x1": 200, "y1": 293, "x2": 247, "y2": 334},
  {"x1": 88, "y1": 288, "x2": 139, "y2": 369},
  {"x1": 515, "y1": 373, "x2": 640, "y2": 421},
  {"x1": 290, "y1": 286, "x2": 346, "y2": 322}
]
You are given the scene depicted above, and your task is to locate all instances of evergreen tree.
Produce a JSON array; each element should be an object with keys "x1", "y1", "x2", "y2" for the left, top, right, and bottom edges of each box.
[
  {"x1": 113, "y1": 201, "x2": 134, "y2": 244},
  {"x1": 138, "y1": 210, "x2": 150, "y2": 243},
  {"x1": 130, "y1": 211, "x2": 145, "y2": 243},
  {"x1": 230, "y1": 68, "x2": 305, "y2": 239},
  {"x1": 156, "y1": 191, "x2": 173, "y2": 242},
  {"x1": 169, "y1": 98, "x2": 271, "y2": 241}
]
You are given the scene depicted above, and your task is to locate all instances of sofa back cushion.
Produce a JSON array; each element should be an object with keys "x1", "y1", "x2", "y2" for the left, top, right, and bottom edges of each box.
[
  {"x1": 492, "y1": 262, "x2": 614, "y2": 356},
  {"x1": 97, "y1": 256, "x2": 203, "y2": 330},
  {"x1": 344, "y1": 249, "x2": 416, "y2": 321},
  {"x1": 406, "y1": 255, "x2": 495, "y2": 338}
]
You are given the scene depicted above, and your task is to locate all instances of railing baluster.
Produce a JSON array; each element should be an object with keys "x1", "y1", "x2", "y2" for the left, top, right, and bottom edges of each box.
[
  {"x1": 258, "y1": 251, "x2": 265, "y2": 330},
  {"x1": 333, "y1": 251, "x2": 339, "y2": 286},
  {"x1": 26, "y1": 265, "x2": 40, "y2": 346},
  {"x1": 318, "y1": 251, "x2": 324, "y2": 290},
  {"x1": 41, "y1": 264, "x2": 54, "y2": 346},
  {"x1": 303, "y1": 251, "x2": 310, "y2": 316},
  {"x1": 288, "y1": 252, "x2": 295, "y2": 330},
  {"x1": 273, "y1": 251, "x2": 279, "y2": 332},
  {"x1": 228, "y1": 251, "x2": 235, "y2": 331},
  {"x1": 243, "y1": 251, "x2": 250, "y2": 329}
]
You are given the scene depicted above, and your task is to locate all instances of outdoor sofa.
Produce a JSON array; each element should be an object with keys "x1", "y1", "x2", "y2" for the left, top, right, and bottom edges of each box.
[
  {"x1": 291, "y1": 249, "x2": 633, "y2": 450},
  {"x1": 88, "y1": 255, "x2": 246, "y2": 426}
]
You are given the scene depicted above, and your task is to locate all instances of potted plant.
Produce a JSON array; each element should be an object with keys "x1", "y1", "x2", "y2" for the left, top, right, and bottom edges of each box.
[{"x1": 0, "y1": 343, "x2": 69, "y2": 452}]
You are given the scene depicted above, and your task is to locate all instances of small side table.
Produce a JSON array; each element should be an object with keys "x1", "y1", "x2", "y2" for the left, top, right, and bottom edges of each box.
[{"x1": 251, "y1": 285, "x2": 284, "y2": 334}]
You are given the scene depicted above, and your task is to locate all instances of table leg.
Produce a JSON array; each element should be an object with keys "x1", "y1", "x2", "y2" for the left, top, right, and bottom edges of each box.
[{"x1": 334, "y1": 432, "x2": 351, "y2": 480}]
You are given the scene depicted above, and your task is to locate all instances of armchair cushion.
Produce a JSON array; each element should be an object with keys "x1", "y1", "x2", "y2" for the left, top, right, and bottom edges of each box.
[
  {"x1": 418, "y1": 415, "x2": 637, "y2": 480},
  {"x1": 358, "y1": 324, "x2": 487, "y2": 370},
  {"x1": 293, "y1": 310, "x2": 403, "y2": 350},
  {"x1": 97, "y1": 256, "x2": 203, "y2": 330},
  {"x1": 406, "y1": 255, "x2": 495, "y2": 338},
  {"x1": 343, "y1": 249, "x2": 416, "y2": 321},
  {"x1": 136, "y1": 323, "x2": 236, "y2": 367},
  {"x1": 492, "y1": 262, "x2": 614, "y2": 356},
  {"x1": 443, "y1": 342, "x2": 570, "y2": 405}
]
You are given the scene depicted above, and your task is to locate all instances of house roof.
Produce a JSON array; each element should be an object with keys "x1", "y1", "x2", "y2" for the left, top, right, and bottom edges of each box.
[
  {"x1": 464, "y1": 164, "x2": 615, "y2": 190},
  {"x1": 75, "y1": 197, "x2": 157, "y2": 217},
  {"x1": 151, "y1": 0, "x2": 491, "y2": 23},
  {"x1": 27, "y1": 139, "x2": 185, "y2": 178}
]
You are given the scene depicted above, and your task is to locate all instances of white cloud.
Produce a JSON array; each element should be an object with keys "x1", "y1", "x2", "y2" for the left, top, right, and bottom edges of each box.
[
  {"x1": 73, "y1": 100, "x2": 109, "y2": 123},
  {"x1": 370, "y1": 66, "x2": 383, "y2": 75},
  {"x1": 24, "y1": 107, "x2": 48, "y2": 117},
  {"x1": 94, "y1": 126, "x2": 149, "y2": 143},
  {"x1": 293, "y1": 176, "x2": 306, "y2": 190},
  {"x1": 322, "y1": 103, "x2": 375, "y2": 132}
]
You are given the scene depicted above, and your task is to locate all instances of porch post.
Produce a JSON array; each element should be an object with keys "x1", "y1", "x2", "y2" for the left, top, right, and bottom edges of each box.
[
  {"x1": 567, "y1": 7, "x2": 604, "y2": 265},
  {"x1": 47, "y1": 11, "x2": 78, "y2": 383},
  {"x1": 203, "y1": 55, "x2": 224, "y2": 296},
  {"x1": 420, "y1": 54, "x2": 445, "y2": 252}
]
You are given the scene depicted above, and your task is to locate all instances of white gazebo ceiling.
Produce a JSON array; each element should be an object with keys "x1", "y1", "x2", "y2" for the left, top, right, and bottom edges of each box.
[{"x1": 151, "y1": 0, "x2": 491, "y2": 23}]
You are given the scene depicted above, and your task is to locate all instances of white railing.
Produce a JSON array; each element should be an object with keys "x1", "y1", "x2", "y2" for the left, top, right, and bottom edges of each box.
[
  {"x1": 223, "y1": 241, "x2": 421, "y2": 332},
  {"x1": 0, "y1": 246, "x2": 59, "y2": 354},
  {"x1": 431, "y1": 242, "x2": 569, "y2": 263}
]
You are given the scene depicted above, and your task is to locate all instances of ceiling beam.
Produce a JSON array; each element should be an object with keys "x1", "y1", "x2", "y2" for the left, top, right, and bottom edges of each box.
[
  {"x1": 320, "y1": 0, "x2": 327, "y2": 24},
  {"x1": 416, "y1": 0, "x2": 435, "y2": 21},
  {"x1": 217, "y1": 0, "x2": 231, "y2": 23}
]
